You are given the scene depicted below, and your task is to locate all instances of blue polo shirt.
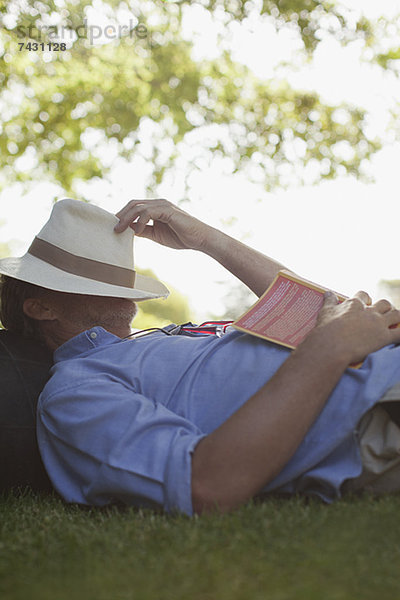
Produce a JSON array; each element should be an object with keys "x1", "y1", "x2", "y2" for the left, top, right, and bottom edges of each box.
[{"x1": 37, "y1": 327, "x2": 400, "y2": 515}]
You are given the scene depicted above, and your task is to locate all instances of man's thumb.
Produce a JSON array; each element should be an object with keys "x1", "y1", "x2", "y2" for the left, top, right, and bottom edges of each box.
[{"x1": 323, "y1": 290, "x2": 339, "y2": 306}]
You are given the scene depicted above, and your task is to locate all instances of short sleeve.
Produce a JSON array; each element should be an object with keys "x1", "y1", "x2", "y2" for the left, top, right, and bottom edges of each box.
[{"x1": 37, "y1": 377, "x2": 206, "y2": 515}]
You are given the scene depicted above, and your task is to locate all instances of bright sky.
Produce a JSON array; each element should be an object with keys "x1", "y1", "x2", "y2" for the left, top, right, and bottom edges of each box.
[{"x1": 1, "y1": 0, "x2": 400, "y2": 320}]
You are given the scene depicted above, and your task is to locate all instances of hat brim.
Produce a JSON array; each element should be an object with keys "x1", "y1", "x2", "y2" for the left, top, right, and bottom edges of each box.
[{"x1": 0, "y1": 254, "x2": 169, "y2": 301}]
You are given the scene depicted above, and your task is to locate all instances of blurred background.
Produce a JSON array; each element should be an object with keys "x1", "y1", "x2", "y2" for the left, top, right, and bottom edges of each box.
[{"x1": 1, "y1": 0, "x2": 400, "y2": 328}]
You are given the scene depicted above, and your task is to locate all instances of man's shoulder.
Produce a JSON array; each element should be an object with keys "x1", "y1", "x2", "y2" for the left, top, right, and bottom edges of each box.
[{"x1": 54, "y1": 327, "x2": 123, "y2": 362}]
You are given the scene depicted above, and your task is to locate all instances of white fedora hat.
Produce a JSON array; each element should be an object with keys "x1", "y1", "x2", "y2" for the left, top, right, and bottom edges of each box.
[{"x1": 0, "y1": 199, "x2": 169, "y2": 301}]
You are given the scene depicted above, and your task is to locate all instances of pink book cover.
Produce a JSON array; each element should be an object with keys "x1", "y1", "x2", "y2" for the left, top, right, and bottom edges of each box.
[{"x1": 232, "y1": 270, "x2": 346, "y2": 350}]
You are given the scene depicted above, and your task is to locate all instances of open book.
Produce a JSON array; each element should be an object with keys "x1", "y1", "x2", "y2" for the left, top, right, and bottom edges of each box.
[{"x1": 232, "y1": 270, "x2": 347, "y2": 350}]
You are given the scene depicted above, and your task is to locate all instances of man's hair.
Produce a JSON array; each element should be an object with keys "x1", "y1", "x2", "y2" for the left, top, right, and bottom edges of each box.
[{"x1": 0, "y1": 275, "x2": 49, "y2": 341}]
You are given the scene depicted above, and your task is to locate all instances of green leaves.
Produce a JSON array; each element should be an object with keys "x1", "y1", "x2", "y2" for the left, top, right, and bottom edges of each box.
[{"x1": 0, "y1": 0, "x2": 397, "y2": 197}]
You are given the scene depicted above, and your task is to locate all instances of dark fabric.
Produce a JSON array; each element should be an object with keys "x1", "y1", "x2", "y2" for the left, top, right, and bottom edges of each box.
[
  {"x1": 381, "y1": 401, "x2": 400, "y2": 429},
  {"x1": 0, "y1": 330, "x2": 53, "y2": 493}
]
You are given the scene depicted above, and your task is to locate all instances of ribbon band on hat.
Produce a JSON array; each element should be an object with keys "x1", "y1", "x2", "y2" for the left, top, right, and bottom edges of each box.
[
  {"x1": 0, "y1": 198, "x2": 168, "y2": 300},
  {"x1": 28, "y1": 237, "x2": 136, "y2": 289}
]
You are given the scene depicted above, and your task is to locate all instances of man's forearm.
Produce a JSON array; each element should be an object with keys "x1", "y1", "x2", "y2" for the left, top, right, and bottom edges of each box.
[
  {"x1": 191, "y1": 332, "x2": 349, "y2": 514},
  {"x1": 114, "y1": 198, "x2": 292, "y2": 296},
  {"x1": 191, "y1": 289, "x2": 400, "y2": 515},
  {"x1": 200, "y1": 226, "x2": 293, "y2": 297}
]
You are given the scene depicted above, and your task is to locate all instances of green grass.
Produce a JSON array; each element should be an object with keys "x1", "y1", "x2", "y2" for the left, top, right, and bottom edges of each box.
[{"x1": 1, "y1": 492, "x2": 400, "y2": 600}]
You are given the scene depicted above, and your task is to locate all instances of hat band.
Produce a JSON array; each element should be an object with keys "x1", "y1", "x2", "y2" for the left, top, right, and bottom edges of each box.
[{"x1": 28, "y1": 237, "x2": 136, "y2": 289}]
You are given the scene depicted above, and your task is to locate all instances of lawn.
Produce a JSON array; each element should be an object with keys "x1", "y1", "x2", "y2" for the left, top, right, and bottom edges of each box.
[{"x1": 1, "y1": 491, "x2": 400, "y2": 600}]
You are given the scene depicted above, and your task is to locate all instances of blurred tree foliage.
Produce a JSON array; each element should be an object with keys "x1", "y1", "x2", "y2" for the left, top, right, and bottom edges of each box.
[
  {"x1": 178, "y1": 0, "x2": 377, "y2": 52},
  {"x1": 0, "y1": 240, "x2": 11, "y2": 258},
  {"x1": 378, "y1": 280, "x2": 400, "y2": 310},
  {"x1": 216, "y1": 279, "x2": 257, "y2": 321},
  {"x1": 0, "y1": 0, "x2": 397, "y2": 197},
  {"x1": 133, "y1": 267, "x2": 192, "y2": 329}
]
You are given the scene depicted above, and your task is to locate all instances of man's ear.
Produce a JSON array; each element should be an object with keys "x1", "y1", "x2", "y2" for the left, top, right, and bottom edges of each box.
[{"x1": 23, "y1": 298, "x2": 58, "y2": 322}]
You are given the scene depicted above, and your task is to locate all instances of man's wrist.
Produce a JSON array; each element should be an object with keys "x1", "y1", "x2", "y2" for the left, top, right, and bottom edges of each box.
[{"x1": 297, "y1": 328, "x2": 351, "y2": 373}]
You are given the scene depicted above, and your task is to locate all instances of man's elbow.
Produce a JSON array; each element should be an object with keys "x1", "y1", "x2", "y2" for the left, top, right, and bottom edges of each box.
[
  {"x1": 191, "y1": 472, "x2": 233, "y2": 515},
  {"x1": 190, "y1": 444, "x2": 232, "y2": 514},
  {"x1": 191, "y1": 444, "x2": 250, "y2": 515}
]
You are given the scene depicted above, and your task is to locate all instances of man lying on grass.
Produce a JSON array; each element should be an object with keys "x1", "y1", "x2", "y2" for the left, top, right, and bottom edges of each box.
[{"x1": 2, "y1": 198, "x2": 400, "y2": 515}]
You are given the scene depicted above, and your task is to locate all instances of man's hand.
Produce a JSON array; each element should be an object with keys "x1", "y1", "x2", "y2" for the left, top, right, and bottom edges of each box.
[
  {"x1": 191, "y1": 290, "x2": 400, "y2": 514},
  {"x1": 308, "y1": 291, "x2": 400, "y2": 366},
  {"x1": 114, "y1": 198, "x2": 212, "y2": 251},
  {"x1": 114, "y1": 198, "x2": 291, "y2": 297}
]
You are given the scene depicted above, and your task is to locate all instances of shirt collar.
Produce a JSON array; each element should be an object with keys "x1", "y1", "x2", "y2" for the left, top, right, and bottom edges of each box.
[{"x1": 53, "y1": 327, "x2": 122, "y2": 362}]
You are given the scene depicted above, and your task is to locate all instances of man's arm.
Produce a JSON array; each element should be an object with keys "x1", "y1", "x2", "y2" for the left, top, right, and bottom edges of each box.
[
  {"x1": 199, "y1": 226, "x2": 289, "y2": 297},
  {"x1": 114, "y1": 198, "x2": 291, "y2": 296},
  {"x1": 115, "y1": 200, "x2": 400, "y2": 514},
  {"x1": 191, "y1": 292, "x2": 400, "y2": 513}
]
